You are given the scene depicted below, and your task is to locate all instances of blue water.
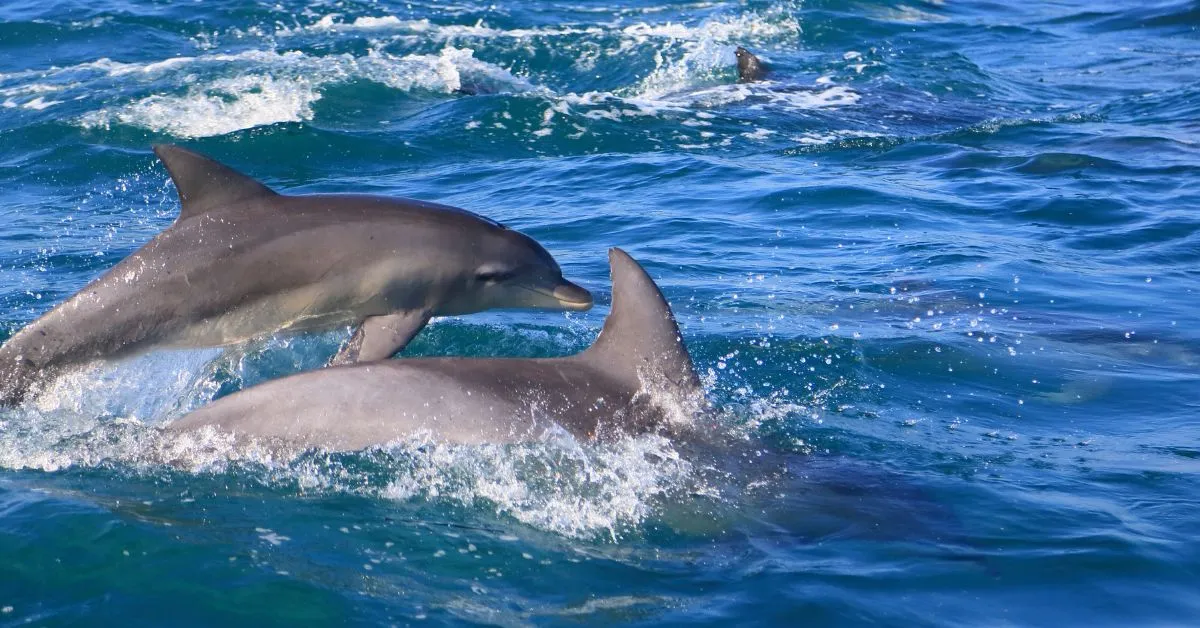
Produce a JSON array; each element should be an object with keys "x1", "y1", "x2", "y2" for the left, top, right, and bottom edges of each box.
[{"x1": 2, "y1": 0, "x2": 1199, "y2": 624}]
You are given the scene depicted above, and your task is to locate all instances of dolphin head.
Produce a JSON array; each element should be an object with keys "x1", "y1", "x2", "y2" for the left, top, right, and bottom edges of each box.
[
  {"x1": 440, "y1": 227, "x2": 593, "y2": 314},
  {"x1": 150, "y1": 142, "x2": 589, "y2": 321},
  {"x1": 735, "y1": 46, "x2": 766, "y2": 82}
]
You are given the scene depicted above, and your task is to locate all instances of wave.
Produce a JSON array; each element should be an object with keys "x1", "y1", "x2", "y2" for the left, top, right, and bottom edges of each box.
[
  {"x1": 0, "y1": 414, "x2": 699, "y2": 539},
  {"x1": 76, "y1": 47, "x2": 540, "y2": 137},
  {"x1": 276, "y1": 15, "x2": 607, "y2": 39},
  {"x1": 0, "y1": 333, "x2": 711, "y2": 540},
  {"x1": 69, "y1": 49, "x2": 856, "y2": 141},
  {"x1": 266, "y1": 6, "x2": 800, "y2": 44},
  {"x1": 0, "y1": 327, "x2": 811, "y2": 540},
  {"x1": 83, "y1": 74, "x2": 322, "y2": 138},
  {"x1": 0, "y1": 3, "x2": 854, "y2": 140}
]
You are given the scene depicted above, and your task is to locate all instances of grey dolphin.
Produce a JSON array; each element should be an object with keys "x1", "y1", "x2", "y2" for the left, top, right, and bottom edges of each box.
[
  {"x1": 735, "y1": 46, "x2": 767, "y2": 82},
  {"x1": 168, "y1": 248, "x2": 703, "y2": 449},
  {"x1": 0, "y1": 145, "x2": 592, "y2": 404}
]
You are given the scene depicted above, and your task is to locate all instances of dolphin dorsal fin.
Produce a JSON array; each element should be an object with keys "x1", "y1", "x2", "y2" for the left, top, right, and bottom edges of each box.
[
  {"x1": 580, "y1": 248, "x2": 701, "y2": 395},
  {"x1": 153, "y1": 144, "x2": 277, "y2": 222}
]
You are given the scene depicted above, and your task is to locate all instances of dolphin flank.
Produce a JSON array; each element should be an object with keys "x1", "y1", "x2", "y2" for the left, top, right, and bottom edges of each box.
[
  {"x1": 0, "y1": 145, "x2": 592, "y2": 405},
  {"x1": 168, "y1": 248, "x2": 703, "y2": 449}
]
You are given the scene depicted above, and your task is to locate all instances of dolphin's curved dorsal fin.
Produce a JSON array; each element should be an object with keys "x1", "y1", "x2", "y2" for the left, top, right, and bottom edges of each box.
[
  {"x1": 153, "y1": 144, "x2": 277, "y2": 222},
  {"x1": 580, "y1": 248, "x2": 701, "y2": 395}
]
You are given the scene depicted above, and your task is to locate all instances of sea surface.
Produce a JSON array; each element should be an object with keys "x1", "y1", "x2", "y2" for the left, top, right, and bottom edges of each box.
[{"x1": 1, "y1": 0, "x2": 1198, "y2": 625}]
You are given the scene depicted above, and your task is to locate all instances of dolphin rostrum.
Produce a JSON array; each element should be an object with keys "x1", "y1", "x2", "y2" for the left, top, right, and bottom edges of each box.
[
  {"x1": 169, "y1": 248, "x2": 704, "y2": 449},
  {"x1": 735, "y1": 46, "x2": 767, "y2": 82},
  {"x1": 0, "y1": 145, "x2": 592, "y2": 404}
]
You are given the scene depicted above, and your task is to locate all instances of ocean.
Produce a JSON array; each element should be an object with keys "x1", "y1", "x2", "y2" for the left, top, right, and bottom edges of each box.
[{"x1": 1, "y1": 0, "x2": 1198, "y2": 625}]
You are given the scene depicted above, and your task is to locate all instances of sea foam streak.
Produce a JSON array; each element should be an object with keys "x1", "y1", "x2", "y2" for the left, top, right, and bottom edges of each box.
[
  {"x1": 0, "y1": 330, "x2": 705, "y2": 540},
  {"x1": 0, "y1": 412, "x2": 699, "y2": 540},
  {"x1": 78, "y1": 47, "x2": 536, "y2": 137},
  {"x1": 4, "y1": 4, "x2": 847, "y2": 139}
]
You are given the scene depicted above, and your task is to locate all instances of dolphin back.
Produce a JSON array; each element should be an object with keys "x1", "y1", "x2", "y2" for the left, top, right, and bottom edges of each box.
[{"x1": 579, "y1": 248, "x2": 701, "y2": 398}]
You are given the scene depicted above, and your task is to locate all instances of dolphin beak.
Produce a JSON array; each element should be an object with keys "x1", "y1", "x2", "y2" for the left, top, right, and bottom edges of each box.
[
  {"x1": 551, "y1": 280, "x2": 593, "y2": 311},
  {"x1": 517, "y1": 277, "x2": 593, "y2": 311}
]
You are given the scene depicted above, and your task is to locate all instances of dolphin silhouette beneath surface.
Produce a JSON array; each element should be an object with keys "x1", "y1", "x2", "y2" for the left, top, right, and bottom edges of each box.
[
  {"x1": 0, "y1": 145, "x2": 592, "y2": 405},
  {"x1": 169, "y1": 248, "x2": 704, "y2": 449}
]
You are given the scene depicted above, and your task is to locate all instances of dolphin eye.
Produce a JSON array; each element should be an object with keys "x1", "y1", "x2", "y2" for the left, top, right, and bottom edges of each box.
[{"x1": 476, "y1": 269, "x2": 517, "y2": 283}]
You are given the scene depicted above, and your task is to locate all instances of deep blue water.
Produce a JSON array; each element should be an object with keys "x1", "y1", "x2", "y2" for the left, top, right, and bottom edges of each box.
[{"x1": 1, "y1": 0, "x2": 1199, "y2": 624}]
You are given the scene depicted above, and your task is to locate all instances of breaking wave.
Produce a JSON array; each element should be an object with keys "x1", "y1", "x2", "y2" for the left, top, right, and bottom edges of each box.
[{"x1": 0, "y1": 2, "x2": 859, "y2": 140}]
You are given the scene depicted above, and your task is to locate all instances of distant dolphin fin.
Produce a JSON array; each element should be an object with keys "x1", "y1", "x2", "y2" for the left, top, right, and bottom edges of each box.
[
  {"x1": 153, "y1": 144, "x2": 278, "y2": 222},
  {"x1": 579, "y1": 248, "x2": 701, "y2": 396},
  {"x1": 735, "y1": 46, "x2": 766, "y2": 82}
]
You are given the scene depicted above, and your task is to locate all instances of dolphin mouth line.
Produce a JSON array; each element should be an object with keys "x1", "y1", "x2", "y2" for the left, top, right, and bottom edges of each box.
[{"x1": 520, "y1": 283, "x2": 593, "y2": 310}]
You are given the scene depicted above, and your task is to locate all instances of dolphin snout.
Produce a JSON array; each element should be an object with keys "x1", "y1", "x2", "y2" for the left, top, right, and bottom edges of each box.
[
  {"x1": 552, "y1": 280, "x2": 593, "y2": 311},
  {"x1": 514, "y1": 275, "x2": 593, "y2": 311}
]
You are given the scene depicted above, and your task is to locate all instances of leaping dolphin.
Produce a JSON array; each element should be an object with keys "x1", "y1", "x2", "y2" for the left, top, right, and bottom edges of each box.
[
  {"x1": 168, "y1": 248, "x2": 703, "y2": 449},
  {"x1": 0, "y1": 145, "x2": 592, "y2": 405}
]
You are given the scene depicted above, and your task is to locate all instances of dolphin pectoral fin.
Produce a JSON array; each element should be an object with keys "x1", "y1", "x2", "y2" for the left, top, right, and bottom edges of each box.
[{"x1": 330, "y1": 310, "x2": 431, "y2": 365}]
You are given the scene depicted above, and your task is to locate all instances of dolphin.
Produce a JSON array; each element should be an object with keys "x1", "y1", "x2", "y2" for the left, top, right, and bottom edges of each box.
[
  {"x1": 0, "y1": 145, "x2": 592, "y2": 404},
  {"x1": 735, "y1": 46, "x2": 767, "y2": 82},
  {"x1": 168, "y1": 248, "x2": 704, "y2": 449}
]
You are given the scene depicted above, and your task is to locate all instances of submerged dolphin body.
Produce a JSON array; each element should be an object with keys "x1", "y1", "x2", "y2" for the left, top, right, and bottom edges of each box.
[
  {"x1": 0, "y1": 145, "x2": 592, "y2": 404},
  {"x1": 170, "y1": 249, "x2": 704, "y2": 449}
]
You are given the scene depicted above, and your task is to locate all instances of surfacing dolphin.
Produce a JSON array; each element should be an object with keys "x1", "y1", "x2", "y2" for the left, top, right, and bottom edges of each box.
[
  {"x1": 0, "y1": 145, "x2": 592, "y2": 405},
  {"x1": 735, "y1": 46, "x2": 767, "y2": 82},
  {"x1": 169, "y1": 248, "x2": 704, "y2": 449}
]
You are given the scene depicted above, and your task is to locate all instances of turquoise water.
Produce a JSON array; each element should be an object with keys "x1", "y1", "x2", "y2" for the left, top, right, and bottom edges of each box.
[{"x1": 2, "y1": 0, "x2": 1199, "y2": 624}]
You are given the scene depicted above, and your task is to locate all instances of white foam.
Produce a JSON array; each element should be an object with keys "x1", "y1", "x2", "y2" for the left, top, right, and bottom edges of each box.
[
  {"x1": 792, "y1": 129, "x2": 887, "y2": 146},
  {"x1": 767, "y1": 84, "x2": 860, "y2": 109},
  {"x1": 222, "y1": 7, "x2": 806, "y2": 111},
  {"x1": 257, "y1": 529, "x2": 292, "y2": 546},
  {"x1": 1, "y1": 5, "x2": 839, "y2": 137},
  {"x1": 633, "y1": 40, "x2": 727, "y2": 100},
  {"x1": 0, "y1": 56, "x2": 151, "y2": 83},
  {"x1": 278, "y1": 14, "x2": 605, "y2": 39},
  {"x1": 0, "y1": 409, "x2": 699, "y2": 539},
  {"x1": 344, "y1": 15, "x2": 406, "y2": 30},
  {"x1": 741, "y1": 127, "x2": 775, "y2": 140},
  {"x1": 77, "y1": 47, "x2": 539, "y2": 137},
  {"x1": 876, "y1": 5, "x2": 950, "y2": 23},
  {"x1": 82, "y1": 75, "x2": 321, "y2": 138},
  {"x1": 600, "y1": 5, "x2": 801, "y2": 101},
  {"x1": 29, "y1": 349, "x2": 222, "y2": 420},
  {"x1": 0, "y1": 331, "x2": 708, "y2": 540},
  {"x1": 500, "y1": 77, "x2": 857, "y2": 145},
  {"x1": 379, "y1": 429, "x2": 695, "y2": 539},
  {"x1": 20, "y1": 96, "x2": 62, "y2": 110},
  {"x1": 641, "y1": 81, "x2": 859, "y2": 111},
  {"x1": 547, "y1": 91, "x2": 685, "y2": 128},
  {"x1": 0, "y1": 82, "x2": 70, "y2": 98},
  {"x1": 620, "y1": 10, "x2": 801, "y2": 44}
]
